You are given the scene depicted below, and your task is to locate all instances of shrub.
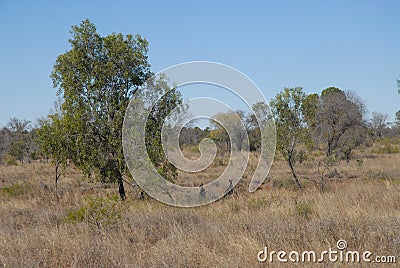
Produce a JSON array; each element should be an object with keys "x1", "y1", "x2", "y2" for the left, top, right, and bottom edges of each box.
[
  {"x1": 4, "y1": 155, "x2": 17, "y2": 166},
  {"x1": 273, "y1": 178, "x2": 298, "y2": 190},
  {"x1": 247, "y1": 197, "x2": 270, "y2": 209},
  {"x1": 374, "y1": 138, "x2": 400, "y2": 154},
  {"x1": 295, "y1": 200, "x2": 313, "y2": 218},
  {"x1": 65, "y1": 194, "x2": 123, "y2": 228},
  {"x1": 0, "y1": 183, "x2": 24, "y2": 197}
]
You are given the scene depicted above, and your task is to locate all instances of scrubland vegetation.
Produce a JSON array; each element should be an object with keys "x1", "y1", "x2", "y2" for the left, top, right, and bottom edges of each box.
[{"x1": 1, "y1": 140, "x2": 399, "y2": 267}]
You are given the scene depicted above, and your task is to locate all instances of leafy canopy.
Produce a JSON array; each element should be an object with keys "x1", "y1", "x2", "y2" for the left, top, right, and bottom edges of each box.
[{"x1": 39, "y1": 19, "x2": 182, "y2": 198}]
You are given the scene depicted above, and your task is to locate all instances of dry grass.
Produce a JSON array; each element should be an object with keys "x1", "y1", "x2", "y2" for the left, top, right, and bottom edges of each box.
[{"x1": 0, "y1": 144, "x2": 399, "y2": 267}]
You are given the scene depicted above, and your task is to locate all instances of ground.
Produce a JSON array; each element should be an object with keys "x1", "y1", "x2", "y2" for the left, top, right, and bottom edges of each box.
[{"x1": 0, "y1": 140, "x2": 399, "y2": 267}]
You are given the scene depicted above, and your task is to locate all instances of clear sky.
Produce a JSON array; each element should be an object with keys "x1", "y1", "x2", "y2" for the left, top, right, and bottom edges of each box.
[{"x1": 0, "y1": 0, "x2": 399, "y2": 128}]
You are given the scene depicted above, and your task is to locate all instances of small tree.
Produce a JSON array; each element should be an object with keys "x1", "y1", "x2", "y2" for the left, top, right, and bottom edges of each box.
[
  {"x1": 6, "y1": 118, "x2": 31, "y2": 164},
  {"x1": 316, "y1": 88, "x2": 365, "y2": 157},
  {"x1": 37, "y1": 114, "x2": 71, "y2": 194},
  {"x1": 210, "y1": 110, "x2": 249, "y2": 151},
  {"x1": 397, "y1": 76, "x2": 400, "y2": 94},
  {"x1": 370, "y1": 112, "x2": 388, "y2": 140},
  {"x1": 397, "y1": 77, "x2": 400, "y2": 126},
  {"x1": 270, "y1": 87, "x2": 308, "y2": 189}
]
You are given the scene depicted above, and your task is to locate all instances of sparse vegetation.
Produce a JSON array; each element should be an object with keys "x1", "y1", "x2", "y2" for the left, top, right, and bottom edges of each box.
[
  {"x1": 0, "y1": 144, "x2": 399, "y2": 267},
  {"x1": 374, "y1": 138, "x2": 400, "y2": 154}
]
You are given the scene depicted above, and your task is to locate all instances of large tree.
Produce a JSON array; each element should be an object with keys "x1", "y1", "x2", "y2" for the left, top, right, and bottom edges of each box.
[
  {"x1": 270, "y1": 87, "x2": 309, "y2": 189},
  {"x1": 49, "y1": 19, "x2": 152, "y2": 199}
]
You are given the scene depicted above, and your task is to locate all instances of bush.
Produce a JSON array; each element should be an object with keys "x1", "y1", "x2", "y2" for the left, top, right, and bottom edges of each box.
[
  {"x1": 295, "y1": 200, "x2": 313, "y2": 218},
  {"x1": 0, "y1": 183, "x2": 24, "y2": 197},
  {"x1": 374, "y1": 138, "x2": 400, "y2": 154},
  {"x1": 273, "y1": 178, "x2": 298, "y2": 190},
  {"x1": 65, "y1": 194, "x2": 123, "y2": 228},
  {"x1": 4, "y1": 155, "x2": 17, "y2": 166},
  {"x1": 247, "y1": 197, "x2": 270, "y2": 209}
]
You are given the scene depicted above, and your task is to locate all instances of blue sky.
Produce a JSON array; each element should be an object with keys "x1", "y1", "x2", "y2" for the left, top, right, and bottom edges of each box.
[{"x1": 0, "y1": 0, "x2": 399, "y2": 127}]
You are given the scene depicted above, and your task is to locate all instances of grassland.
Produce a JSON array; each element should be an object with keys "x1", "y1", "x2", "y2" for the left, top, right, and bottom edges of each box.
[{"x1": 0, "y1": 140, "x2": 399, "y2": 267}]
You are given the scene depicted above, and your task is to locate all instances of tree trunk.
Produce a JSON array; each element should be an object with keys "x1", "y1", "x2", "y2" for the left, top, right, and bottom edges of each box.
[
  {"x1": 327, "y1": 139, "x2": 333, "y2": 156},
  {"x1": 55, "y1": 165, "x2": 59, "y2": 192},
  {"x1": 288, "y1": 158, "x2": 302, "y2": 190},
  {"x1": 117, "y1": 172, "x2": 126, "y2": 200},
  {"x1": 55, "y1": 165, "x2": 61, "y2": 201}
]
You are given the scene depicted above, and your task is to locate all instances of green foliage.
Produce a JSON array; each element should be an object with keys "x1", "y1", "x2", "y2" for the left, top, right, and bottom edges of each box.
[
  {"x1": 302, "y1": 93, "x2": 319, "y2": 128},
  {"x1": 230, "y1": 202, "x2": 240, "y2": 213},
  {"x1": 247, "y1": 197, "x2": 270, "y2": 209},
  {"x1": 50, "y1": 19, "x2": 151, "y2": 190},
  {"x1": 37, "y1": 113, "x2": 70, "y2": 172},
  {"x1": 270, "y1": 87, "x2": 309, "y2": 189},
  {"x1": 186, "y1": 145, "x2": 201, "y2": 154},
  {"x1": 321, "y1": 87, "x2": 343, "y2": 99},
  {"x1": 4, "y1": 154, "x2": 17, "y2": 166},
  {"x1": 273, "y1": 178, "x2": 298, "y2": 190},
  {"x1": 144, "y1": 85, "x2": 182, "y2": 182},
  {"x1": 270, "y1": 87, "x2": 308, "y2": 159},
  {"x1": 296, "y1": 150, "x2": 308, "y2": 165},
  {"x1": 374, "y1": 138, "x2": 400, "y2": 154},
  {"x1": 65, "y1": 194, "x2": 123, "y2": 228},
  {"x1": 0, "y1": 183, "x2": 24, "y2": 197},
  {"x1": 37, "y1": 19, "x2": 181, "y2": 198},
  {"x1": 294, "y1": 200, "x2": 313, "y2": 218},
  {"x1": 44, "y1": 19, "x2": 183, "y2": 198}
]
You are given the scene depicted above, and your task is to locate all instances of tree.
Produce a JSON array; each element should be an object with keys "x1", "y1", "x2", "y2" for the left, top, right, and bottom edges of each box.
[
  {"x1": 209, "y1": 124, "x2": 230, "y2": 151},
  {"x1": 302, "y1": 93, "x2": 319, "y2": 128},
  {"x1": 370, "y1": 112, "x2": 388, "y2": 140},
  {"x1": 397, "y1": 77, "x2": 400, "y2": 126},
  {"x1": 50, "y1": 19, "x2": 152, "y2": 200},
  {"x1": 7, "y1": 118, "x2": 31, "y2": 133},
  {"x1": 6, "y1": 118, "x2": 32, "y2": 163},
  {"x1": 249, "y1": 101, "x2": 275, "y2": 152},
  {"x1": 316, "y1": 88, "x2": 366, "y2": 157},
  {"x1": 301, "y1": 93, "x2": 320, "y2": 150},
  {"x1": 270, "y1": 87, "x2": 308, "y2": 189},
  {"x1": 245, "y1": 113, "x2": 261, "y2": 151},
  {"x1": 397, "y1": 76, "x2": 400, "y2": 94},
  {"x1": 179, "y1": 126, "x2": 209, "y2": 147},
  {"x1": 210, "y1": 110, "x2": 248, "y2": 151},
  {"x1": 144, "y1": 82, "x2": 183, "y2": 182},
  {"x1": 36, "y1": 113, "x2": 72, "y2": 194}
]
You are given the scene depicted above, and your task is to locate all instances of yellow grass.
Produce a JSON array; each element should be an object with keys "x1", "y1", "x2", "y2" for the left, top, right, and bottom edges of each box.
[{"x1": 0, "y1": 146, "x2": 399, "y2": 267}]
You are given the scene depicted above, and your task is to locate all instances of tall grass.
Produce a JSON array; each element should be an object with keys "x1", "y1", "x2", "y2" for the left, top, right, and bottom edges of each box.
[{"x1": 0, "y1": 148, "x2": 399, "y2": 267}]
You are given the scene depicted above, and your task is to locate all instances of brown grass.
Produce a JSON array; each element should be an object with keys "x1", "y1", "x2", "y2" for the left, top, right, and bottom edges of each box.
[{"x1": 0, "y1": 145, "x2": 399, "y2": 267}]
